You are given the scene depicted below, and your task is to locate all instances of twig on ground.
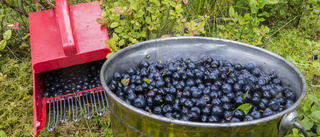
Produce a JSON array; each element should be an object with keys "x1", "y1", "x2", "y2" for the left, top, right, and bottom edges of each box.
[
  {"x1": 23, "y1": 0, "x2": 36, "y2": 12},
  {"x1": 5, "y1": 46, "x2": 20, "y2": 61},
  {"x1": 33, "y1": 0, "x2": 45, "y2": 11},
  {"x1": 270, "y1": 16, "x2": 297, "y2": 37},
  {"x1": 262, "y1": 16, "x2": 297, "y2": 48},
  {"x1": 0, "y1": 0, "x2": 29, "y2": 17},
  {"x1": 309, "y1": 84, "x2": 320, "y2": 88},
  {"x1": 216, "y1": 18, "x2": 219, "y2": 38},
  {"x1": 44, "y1": 0, "x2": 56, "y2": 8}
]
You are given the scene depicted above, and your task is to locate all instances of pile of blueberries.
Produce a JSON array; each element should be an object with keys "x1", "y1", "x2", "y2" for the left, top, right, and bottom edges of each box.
[
  {"x1": 108, "y1": 57, "x2": 296, "y2": 123},
  {"x1": 42, "y1": 60, "x2": 104, "y2": 98}
]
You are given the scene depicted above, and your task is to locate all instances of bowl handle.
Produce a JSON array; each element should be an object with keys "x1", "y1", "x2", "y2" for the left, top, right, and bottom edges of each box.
[{"x1": 279, "y1": 110, "x2": 309, "y2": 137}]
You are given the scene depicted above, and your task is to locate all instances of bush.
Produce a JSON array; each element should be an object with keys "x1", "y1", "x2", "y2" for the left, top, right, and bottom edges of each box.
[{"x1": 100, "y1": 0, "x2": 208, "y2": 57}]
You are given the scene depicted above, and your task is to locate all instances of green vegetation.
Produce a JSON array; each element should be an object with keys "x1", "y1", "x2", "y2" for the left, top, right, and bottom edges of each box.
[{"x1": 0, "y1": 0, "x2": 319, "y2": 136}]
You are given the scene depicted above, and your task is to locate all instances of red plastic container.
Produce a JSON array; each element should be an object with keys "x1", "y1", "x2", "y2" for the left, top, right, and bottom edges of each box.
[{"x1": 29, "y1": 0, "x2": 110, "y2": 136}]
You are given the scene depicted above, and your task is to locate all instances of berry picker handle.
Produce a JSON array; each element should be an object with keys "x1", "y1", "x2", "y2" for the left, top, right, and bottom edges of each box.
[{"x1": 55, "y1": 0, "x2": 76, "y2": 56}]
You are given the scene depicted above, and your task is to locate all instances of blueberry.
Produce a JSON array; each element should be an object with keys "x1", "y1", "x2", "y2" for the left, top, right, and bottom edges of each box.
[
  {"x1": 211, "y1": 98, "x2": 222, "y2": 106},
  {"x1": 220, "y1": 95, "x2": 231, "y2": 104},
  {"x1": 120, "y1": 15, "x2": 125, "y2": 20},
  {"x1": 167, "y1": 87, "x2": 177, "y2": 95},
  {"x1": 116, "y1": 89, "x2": 125, "y2": 97},
  {"x1": 155, "y1": 80, "x2": 165, "y2": 88},
  {"x1": 263, "y1": 109, "x2": 274, "y2": 117},
  {"x1": 222, "y1": 103, "x2": 234, "y2": 111},
  {"x1": 272, "y1": 78, "x2": 281, "y2": 85},
  {"x1": 242, "y1": 84, "x2": 252, "y2": 92},
  {"x1": 284, "y1": 100, "x2": 294, "y2": 109},
  {"x1": 233, "y1": 96, "x2": 245, "y2": 106},
  {"x1": 234, "y1": 63, "x2": 242, "y2": 71},
  {"x1": 233, "y1": 83, "x2": 242, "y2": 91},
  {"x1": 314, "y1": 54, "x2": 318, "y2": 60},
  {"x1": 188, "y1": 111, "x2": 200, "y2": 121},
  {"x1": 172, "y1": 72, "x2": 181, "y2": 80},
  {"x1": 173, "y1": 103, "x2": 181, "y2": 112},
  {"x1": 164, "y1": 94, "x2": 175, "y2": 104},
  {"x1": 277, "y1": 97, "x2": 287, "y2": 106},
  {"x1": 186, "y1": 70, "x2": 194, "y2": 79},
  {"x1": 49, "y1": 86, "x2": 56, "y2": 92},
  {"x1": 251, "y1": 95, "x2": 260, "y2": 106},
  {"x1": 256, "y1": 78, "x2": 266, "y2": 86},
  {"x1": 165, "y1": 113, "x2": 173, "y2": 118},
  {"x1": 146, "y1": 97, "x2": 154, "y2": 106},
  {"x1": 184, "y1": 28, "x2": 189, "y2": 34},
  {"x1": 200, "y1": 115, "x2": 208, "y2": 122},
  {"x1": 43, "y1": 91, "x2": 51, "y2": 98},
  {"x1": 163, "y1": 104, "x2": 173, "y2": 113},
  {"x1": 127, "y1": 68, "x2": 136, "y2": 76},
  {"x1": 245, "y1": 63, "x2": 255, "y2": 72},
  {"x1": 211, "y1": 105, "x2": 224, "y2": 118},
  {"x1": 180, "y1": 115, "x2": 191, "y2": 121},
  {"x1": 154, "y1": 95, "x2": 163, "y2": 105},
  {"x1": 182, "y1": 90, "x2": 192, "y2": 98},
  {"x1": 180, "y1": 107, "x2": 190, "y2": 115},
  {"x1": 268, "y1": 99, "x2": 280, "y2": 111},
  {"x1": 133, "y1": 98, "x2": 146, "y2": 108},
  {"x1": 269, "y1": 89, "x2": 277, "y2": 98},
  {"x1": 183, "y1": 99, "x2": 195, "y2": 108},
  {"x1": 258, "y1": 101, "x2": 267, "y2": 110},
  {"x1": 284, "y1": 89, "x2": 296, "y2": 100},
  {"x1": 262, "y1": 90, "x2": 271, "y2": 99},
  {"x1": 244, "y1": 115, "x2": 254, "y2": 121},
  {"x1": 135, "y1": 85, "x2": 144, "y2": 94},
  {"x1": 235, "y1": 91, "x2": 244, "y2": 97},
  {"x1": 198, "y1": 84, "x2": 205, "y2": 90},
  {"x1": 137, "y1": 94, "x2": 144, "y2": 99},
  {"x1": 153, "y1": 106, "x2": 162, "y2": 115},
  {"x1": 252, "y1": 68, "x2": 261, "y2": 77},
  {"x1": 173, "y1": 113, "x2": 181, "y2": 119},
  {"x1": 195, "y1": 79, "x2": 203, "y2": 85},
  {"x1": 156, "y1": 63, "x2": 165, "y2": 70},
  {"x1": 208, "y1": 115, "x2": 220, "y2": 122},
  {"x1": 203, "y1": 87, "x2": 211, "y2": 95},
  {"x1": 140, "y1": 61, "x2": 149, "y2": 69},
  {"x1": 233, "y1": 109, "x2": 245, "y2": 120},
  {"x1": 192, "y1": 88, "x2": 202, "y2": 98},
  {"x1": 223, "y1": 111, "x2": 233, "y2": 120},
  {"x1": 311, "y1": 125, "x2": 317, "y2": 134},
  {"x1": 201, "y1": 95, "x2": 211, "y2": 104},
  {"x1": 251, "y1": 110, "x2": 262, "y2": 119},
  {"x1": 230, "y1": 117, "x2": 241, "y2": 123},
  {"x1": 221, "y1": 83, "x2": 232, "y2": 94},
  {"x1": 209, "y1": 91, "x2": 219, "y2": 99},
  {"x1": 201, "y1": 106, "x2": 211, "y2": 115}
]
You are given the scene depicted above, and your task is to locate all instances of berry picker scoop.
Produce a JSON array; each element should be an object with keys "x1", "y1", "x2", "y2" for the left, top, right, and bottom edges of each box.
[{"x1": 29, "y1": 0, "x2": 110, "y2": 136}]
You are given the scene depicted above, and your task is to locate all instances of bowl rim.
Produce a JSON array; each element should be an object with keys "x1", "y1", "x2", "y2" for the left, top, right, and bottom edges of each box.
[{"x1": 100, "y1": 36, "x2": 307, "y2": 128}]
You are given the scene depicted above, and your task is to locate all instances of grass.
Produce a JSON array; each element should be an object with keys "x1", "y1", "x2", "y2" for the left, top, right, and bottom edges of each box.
[{"x1": 0, "y1": 0, "x2": 319, "y2": 137}]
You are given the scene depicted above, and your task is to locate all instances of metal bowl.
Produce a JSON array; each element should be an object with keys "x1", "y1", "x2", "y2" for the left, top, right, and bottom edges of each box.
[{"x1": 100, "y1": 37, "x2": 307, "y2": 137}]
